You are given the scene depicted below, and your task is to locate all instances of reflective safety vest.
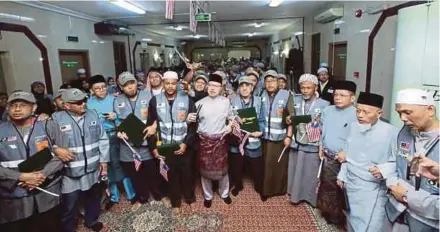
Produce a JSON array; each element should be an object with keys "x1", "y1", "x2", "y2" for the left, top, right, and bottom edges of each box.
[
  {"x1": 260, "y1": 89, "x2": 290, "y2": 141},
  {"x1": 155, "y1": 92, "x2": 189, "y2": 144}
]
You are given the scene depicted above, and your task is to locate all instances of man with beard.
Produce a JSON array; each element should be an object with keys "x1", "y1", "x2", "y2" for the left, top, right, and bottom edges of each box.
[
  {"x1": 336, "y1": 92, "x2": 398, "y2": 232},
  {"x1": 317, "y1": 67, "x2": 334, "y2": 104},
  {"x1": 70, "y1": 68, "x2": 88, "y2": 91},
  {"x1": 0, "y1": 91, "x2": 64, "y2": 232},
  {"x1": 145, "y1": 68, "x2": 164, "y2": 96},
  {"x1": 316, "y1": 80, "x2": 357, "y2": 225},
  {"x1": 31, "y1": 81, "x2": 54, "y2": 116},
  {"x1": 288, "y1": 74, "x2": 329, "y2": 207},
  {"x1": 114, "y1": 72, "x2": 168, "y2": 208},
  {"x1": 52, "y1": 88, "x2": 110, "y2": 232},
  {"x1": 386, "y1": 89, "x2": 439, "y2": 232},
  {"x1": 260, "y1": 70, "x2": 294, "y2": 200},
  {"x1": 0, "y1": 92, "x2": 8, "y2": 122},
  {"x1": 187, "y1": 73, "x2": 234, "y2": 208},
  {"x1": 148, "y1": 71, "x2": 197, "y2": 215}
]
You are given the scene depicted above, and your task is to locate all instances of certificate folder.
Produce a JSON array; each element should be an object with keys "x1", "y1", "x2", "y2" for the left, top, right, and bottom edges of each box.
[
  {"x1": 18, "y1": 147, "x2": 52, "y2": 173},
  {"x1": 117, "y1": 113, "x2": 147, "y2": 147},
  {"x1": 157, "y1": 143, "x2": 180, "y2": 166},
  {"x1": 236, "y1": 107, "x2": 259, "y2": 132}
]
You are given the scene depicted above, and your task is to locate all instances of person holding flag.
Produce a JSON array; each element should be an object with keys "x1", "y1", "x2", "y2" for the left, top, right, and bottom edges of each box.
[{"x1": 287, "y1": 74, "x2": 329, "y2": 207}]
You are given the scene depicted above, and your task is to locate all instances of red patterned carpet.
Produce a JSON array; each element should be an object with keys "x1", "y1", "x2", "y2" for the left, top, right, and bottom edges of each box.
[{"x1": 78, "y1": 179, "x2": 343, "y2": 232}]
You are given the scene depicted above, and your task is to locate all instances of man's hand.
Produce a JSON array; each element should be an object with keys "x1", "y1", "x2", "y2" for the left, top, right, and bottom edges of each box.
[
  {"x1": 285, "y1": 114, "x2": 293, "y2": 125},
  {"x1": 318, "y1": 146, "x2": 324, "y2": 161},
  {"x1": 388, "y1": 182, "x2": 408, "y2": 203},
  {"x1": 187, "y1": 113, "x2": 197, "y2": 123},
  {"x1": 284, "y1": 137, "x2": 292, "y2": 147},
  {"x1": 416, "y1": 156, "x2": 439, "y2": 181},
  {"x1": 143, "y1": 124, "x2": 157, "y2": 140},
  {"x1": 369, "y1": 166, "x2": 383, "y2": 179},
  {"x1": 334, "y1": 151, "x2": 346, "y2": 163},
  {"x1": 37, "y1": 113, "x2": 50, "y2": 121},
  {"x1": 175, "y1": 143, "x2": 187, "y2": 156},
  {"x1": 104, "y1": 112, "x2": 116, "y2": 121},
  {"x1": 54, "y1": 147, "x2": 75, "y2": 162},
  {"x1": 180, "y1": 81, "x2": 190, "y2": 93},
  {"x1": 19, "y1": 172, "x2": 46, "y2": 190},
  {"x1": 152, "y1": 149, "x2": 166, "y2": 160},
  {"x1": 117, "y1": 132, "x2": 129, "y2": 140},
  {"x1": 336, "y1": 179, "x2": 344, "y2": 189},
  {"x1": 100, "y1": 162, "x2": 108, "y2": 175},
  {"x1": 250, "y1": 132, "x2": 262, "y2": 138}
]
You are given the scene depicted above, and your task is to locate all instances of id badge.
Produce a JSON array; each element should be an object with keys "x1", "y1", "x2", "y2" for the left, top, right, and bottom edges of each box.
[
  {"x1": 35, "y1": 136, "x2": 49, "y2": 152},
  {"x1": 277, "y1": 107, "x2": 283, "y2": 117},
  {"x1": 178, "y1": 110, "x2": 186, "y2": 120},
  {"x1": 140, "y1": 107, "x2": 148, "y2": 118}
]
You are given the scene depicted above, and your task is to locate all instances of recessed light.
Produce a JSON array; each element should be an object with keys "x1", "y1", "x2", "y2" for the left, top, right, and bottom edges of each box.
[
  {"x1": 0, "y1": 13, "x2": 35, "y2": 22},
  {"x1": 194, "y1": 34, "x2": 201, "y2": 39},
  {"x1": 255, "y1": 23, "x2": 263, "y2": 28},
  {"x1": 269, "y1": 0, "x2": 282, "y2": 7},
  {"x1": 37, "y1": 35, "x2": 47, "y2": 38},
  {"x1": 99, "y1": 41, "x2": 105, "y2": 44},
  {"x1": 92, "y1": 40, "x2": 98, "y2": 43},
  {"x1": 248, "y1": 32, "x2": 255, "y2": 37},
  {"x1": 174, "y1": 25, "x2": 183, "y2": 31},
  {"x1": 360, "y1": 29, "x2": 371, "y2": 33},
  {"x1": 142, "y1": 38, "x2": 152, "y2": 42}
]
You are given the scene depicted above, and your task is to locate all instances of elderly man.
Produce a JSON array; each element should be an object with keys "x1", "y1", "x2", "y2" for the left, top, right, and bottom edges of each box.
[
  {"x1": 187, "y1": 73, "x2": 234, "y2": 208},
  {"x1": 0, "y1": 91, "x2": 64, "y2": 232},
  {"x1": 288, "y1": 74, "x2": 329, "y2": 207},
  {"x1": 386, "y1": 88, "x2": 439, "y2": 232},
  {"x1": 316, "y1": 80, "x2": 357, "y2": 225},
  {"x1": 336, "y1": 92, "x2": 398, "y2": 232},
  {"x1": 52, "y1": 88, "x2": 110, "y2": 232},
  {"x1": 260, "y1": 70, "x2": 294, "y2": 200},
  {"x1": 316, "y1": 67, "x2": 333, "y2": 104}
]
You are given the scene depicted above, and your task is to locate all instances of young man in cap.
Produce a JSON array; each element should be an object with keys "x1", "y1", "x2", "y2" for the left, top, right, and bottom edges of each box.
[
  {"x1": 336, "y1": 92, "x2": 398, "y2": 232},
  {"x1": 87, "y1": 75, "x2": 136, "y2": 210},
  {"x1": 0, "y1": 91, "x2": 64, "y2": 232},
  {"x1": 31, "y1": 81, "x2": 54, "y2": 116},
  {"x1": 148, "y1": 71, "x2": 197, "y2": 215},
  {"x1": 228, "y1": 76, "x2": 265, "y2": 198},
  {"x1": 260, "y1": 70, "x2": 294, "y2": 200},
  {"x1": 277, "y1": 74, "x2": 288, "y2": 90},
  {"x1": 316, "y1": 80, "x2": 357, "y2": 225},
  {"x1": 114, "y1": 72, "x2": 167, "y2": 207},
  {"x1": 385, "y1": 88, "x2": 439, "y2": 232},
  {"x1": 52, "y1": 88, "x2": 110, "y2": 232},
  {"x1": 246, "y1": 69, "x2": 262, "y2": 96},
  {"x1": 187, "y1": 73, "x2": 208, "y2": 102},
  {"x1": 316, "y1": 67, "x2": 334, "y2": 104},
  {"x1": 288, "y1": 74, "x2": 329, "y2": 207},
  {"x1": 187, "y1": 73, "x2": 234, "y2": 208}
]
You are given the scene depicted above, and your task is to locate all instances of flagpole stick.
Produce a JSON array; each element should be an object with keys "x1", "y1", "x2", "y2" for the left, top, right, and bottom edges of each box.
[
  {"x1": 317, "y1": 159, "x2": 324, "y2": 178},
  {"x1": 35, "y1": 187, "x2": 59, "y2": 197},
  {"x1": 121, "y1": 137, "x2": 137, "y2": 154},
  {"x1": 277, "y1": 146, "x2": 288, "y2": 163}
]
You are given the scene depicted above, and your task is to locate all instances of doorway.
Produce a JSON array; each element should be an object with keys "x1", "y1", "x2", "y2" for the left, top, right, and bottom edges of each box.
[
  {"x1": 328, "y1": 42, "x2": 347, "y2": 81},
  {"x1": 58, "y1": 50, "x2": 90, "y2": 84},
  {"x1": 0, "y1": 52, "x2": 11, "y2": 93},
  {"x1": 113, "y1": 41, "x2": 127, "y2": 77},
  {"x1": 311, "y1": 33, "x2": 321, "y2": 73}
]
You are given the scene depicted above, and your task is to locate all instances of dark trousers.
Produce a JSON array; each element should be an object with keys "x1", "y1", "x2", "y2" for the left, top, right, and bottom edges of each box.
[
  {"x1": 121, "y1": 159, "x2": 165, "y2": 203},
  {"x1": 228, "y1": 152, "x2": 264, "y2": 194},
  {"x1": 61, "y1": 183, "x2": 102, "y2": 232},
  {"x1": 167, "y1": 149, "x2": 196, "y2": 207},
  {"x1": 0, "y1": 206, "x2": 60, "y2": 232}
]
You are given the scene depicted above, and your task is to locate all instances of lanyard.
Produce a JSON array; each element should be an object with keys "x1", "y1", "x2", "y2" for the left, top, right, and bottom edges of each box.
[
  {"x1": 301, "y1": 98, "x2": 317, "y2": 115},
  {"x1": 240, "y1": 95, "x2": 254, "y2": 109},
  {"x1": 125, "y1": 92, "x2": 139, "y2": 114},
  {"x1": 13, "y1": 117, "x2": 37, "y2": 158}
]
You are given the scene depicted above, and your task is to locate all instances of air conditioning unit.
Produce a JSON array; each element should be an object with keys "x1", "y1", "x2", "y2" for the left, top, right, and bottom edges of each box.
[{"x1": 314, "y1": 8, "x2": 343, "y2": 24}]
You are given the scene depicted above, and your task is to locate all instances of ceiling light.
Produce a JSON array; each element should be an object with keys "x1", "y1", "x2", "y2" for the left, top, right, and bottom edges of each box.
[
  {"x1": 119, "y1": 27, "x2": 127, "y2": 30},
  {"x1": 255, "y1": 23, "x2": 263, "y2": 28},
  {"x1": 0, "y1": 13, "x2": 35, "y2": 22},
  {"x1": 194, "y1": 34, "x2": 201, "y2": 39},
  {"x1": 92, "y1": 40, "x2": 98, "y2": 43},
  {"x1": 293, "y1": 31, "x2": 304, "y2": 36},
  {"x1": 269, "y1": 0, "x2": 282, "y2": 7},
  {"x1": 111, "y1": 0, "x2": 146, "y2": 14},
  {"x1": 37, "y1": 35, "x2": 47, "y2": 38},
  {"x1": 174, "y1": 25, "x2": 182, "y2": 31},
  {"x1": 248, "y1": 32, "x2": 255, "y2": 37},
  {"x1": 99, "y1": 41, "x2": 105, "y2": 44},
  {"x1": 141, "y1": 38, "x2": 152, "y2": 42},
  {"x1": 360, "y1": 29, "x2": 371, "y2": 33}
]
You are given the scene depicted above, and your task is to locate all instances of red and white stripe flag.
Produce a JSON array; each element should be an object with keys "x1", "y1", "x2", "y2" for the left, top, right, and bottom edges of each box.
[
  {"x1": 159, "y1": 159, "x2": 169, "y2": 181},
  {"x1": 189, "y1": 0, "x2": 198, "y2": 33},
  {"x1": 306, "y1": 123, "x2": 321, "y2": 143},
  {"x1": 165, "y1": 0, "x2": 175, "y2": 20}
]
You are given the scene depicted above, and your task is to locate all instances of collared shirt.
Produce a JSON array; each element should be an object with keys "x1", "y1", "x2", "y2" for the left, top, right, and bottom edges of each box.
[
  {"x1": 87, "y1": 94, "x2": 119, "y2": 132},
  {"x1": 320, "y1": 80, "x2": 329, "y2": 92}
]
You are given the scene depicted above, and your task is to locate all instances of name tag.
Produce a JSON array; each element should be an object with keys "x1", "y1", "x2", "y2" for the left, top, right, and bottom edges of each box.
[
  {"x1": 232, "y1": 106, "x2": 238, "y2": 110},
  {"x1": 327, "y1": 89, "x2": 334, "y2": 93},
  {"x1": 140, "y1": 100, "x2": 147, "y2": 105},
  {"x1": 9, "y1": 144, "x2": 17, "y2": 149},
  {"x1": 278, "y1": 100, "x2": 284, "y2": 104},
  {"x1": 91, "y1": 121, "x2": 97, "y2": 126},
  {"x1": 7, "y1": 136, "x2": 17, "y2": 142},
  {"x1": 157, "y1": 103, "x2": 165, "y2": 108},
  {"x1": 294, "y1": 104, "x2": 300, "y2": 108},
  {"x1": 262, "y1": 97, "x2": 266, "y2": 102},
  {"x1": 178, "y1": 102, "x2": 184, "y2": 107},
  {"x1": 315, "y1": 108, "x2": 321, "y2": 113},
  {"x1": 117, "y1": 102, "x2": 125, "y2": 108},
  {"x1": 60, "y1": 124, "x2": 72, "y2": 132}
]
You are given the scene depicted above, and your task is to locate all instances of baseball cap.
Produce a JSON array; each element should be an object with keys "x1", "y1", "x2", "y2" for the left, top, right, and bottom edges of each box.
[
  {"x1": 61, "y1": 88, "x2": 88, "y2": 103},
  {"x1": 8, "y1": 91, "x2": 36, "y2": 104},
  {"x1": 118, "y1": 72, "x2": 137, "y2": 86},
  {"x1": 239, "y1": 76, "x2": 254, "y2": 85}
]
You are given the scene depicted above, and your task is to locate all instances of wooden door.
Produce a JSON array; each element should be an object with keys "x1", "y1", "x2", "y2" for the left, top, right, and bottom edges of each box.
[
  {"x1": 311, "y1": 33, "x2": 320, "y2": 74},
  {"x1": 58, "y1": 50, "x2": 90, "y2": 84},
  {"x1": 113, "y1": 41, "x2": 127, "y2": 77},
  {"x1": 328, "y1": 42, "x2": 347, "y2": 81}
]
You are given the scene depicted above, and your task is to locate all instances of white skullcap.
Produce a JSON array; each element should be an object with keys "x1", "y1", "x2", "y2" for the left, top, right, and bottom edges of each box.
[
  {"x1": 299, "y1": 74, "x2": 318, "y2": 85},
  {"x1": 396, "y1": 88, "x2": 435, "y2": 106},
  {"x1": 77, "y1": 68, "x2": 86, "y2": 74},
  {"x1": 162, "y1": 71, "x2": 178, "y2": 80},
  {"x1": 317, "y1": 67, "x2": 328, "y2": 74}
]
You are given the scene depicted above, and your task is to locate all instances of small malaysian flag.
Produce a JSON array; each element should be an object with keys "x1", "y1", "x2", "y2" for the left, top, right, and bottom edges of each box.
[
  {"x1": 306, "y1": 122, "x2": 321, "y2": 143},
  {"x1": 159, "y1": 159, "x2": 169, "y2": 181},
  {"x1": 133, "y1": 152, "x2": 142, "y2": 172}
]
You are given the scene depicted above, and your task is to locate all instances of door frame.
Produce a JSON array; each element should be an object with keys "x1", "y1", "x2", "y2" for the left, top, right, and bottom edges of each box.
[
  {"x1": 58, "y1": 49, "x2": 91, "y2": 82},
  {"x1": 311, "y1": 32, "x2": 321, "y2": 74},
  {"x1": 328, "y1": 41, "x2": 347, "y2": 76}
]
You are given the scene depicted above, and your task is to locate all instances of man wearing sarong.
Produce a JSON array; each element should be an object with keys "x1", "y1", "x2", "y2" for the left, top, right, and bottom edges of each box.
[
  {"x1": 260, "y1": 70, "x2": 294, "y2": 200},
  {"x1": 287, "y1": 74, "x2": 329, "y2": 207},
  {"x1": 187, "y1": 73, "x2": 234, "y2": 208},
  {"x1": 336, "y1": 92, "x2": 398, "y2": 232},
  {"x1": 316, "y1": 80, "x2": 357, "y2": 225}
]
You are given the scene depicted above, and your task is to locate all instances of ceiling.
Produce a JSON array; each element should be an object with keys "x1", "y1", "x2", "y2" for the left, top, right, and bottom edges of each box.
[{"x1": 44, "y1": 1, "x2": 330, "y2": 41}]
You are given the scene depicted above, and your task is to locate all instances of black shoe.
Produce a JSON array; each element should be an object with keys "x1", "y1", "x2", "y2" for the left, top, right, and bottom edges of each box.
[
  {"x1": 260, "y1": 195, "x2": 268, "y2": 202},
  {"x1": 105, "y1": 201, "x2": 117, "y2": 210},
  {"x1": 231, "y1": 187, "x2": 242, "y2": 197},
  {"x1": 222, "y1": 196, "x2": 232, "y2": 205},
  {"x1": 204, "y1": 199, "x2": 212, "y2": 208},
  {"x1": 88, "y1": 222, "x2": 103, "y2": 232}
]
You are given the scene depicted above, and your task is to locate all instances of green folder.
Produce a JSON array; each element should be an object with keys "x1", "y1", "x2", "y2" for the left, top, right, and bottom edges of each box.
[
  {"x1": 117, "y1": 113, "x2": 147, "y2": 147},
  {"x1": 157, "y1": 143, "x2": 180, "y2": 165},
  {"x1": 237, "y1": 107, "x2": 260, "y2": 132},
  {"x1": 291, "y1": 115, "x2": 312, "y2": 135}
]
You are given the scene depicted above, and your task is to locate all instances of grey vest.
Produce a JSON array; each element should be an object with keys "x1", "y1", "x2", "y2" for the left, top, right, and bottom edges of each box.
[
  {"x1": 261, "y1": 89, "x2": 290, "y2": 141},
  {"x1": 156, "y1": 92, "x2": 189, "y2": 144},
  {"x1": 385, "y1": 126, "x2": 439, "y2": 230},
  {"x1": 230, "y1": 95, "x2": 263, "y2": 152},
  {"x1": 52, "y1": 110, "x2": 101, "y2": 177},
  {"x1": 0, "y1": 120, "x2": 54, "y2": 198},
  {"x1": 290, "y1": 96, "x2": 329, "y2": 152}
]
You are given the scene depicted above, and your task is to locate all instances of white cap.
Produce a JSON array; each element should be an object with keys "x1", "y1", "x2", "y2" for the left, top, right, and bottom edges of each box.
[
  {"x1": 162, "y1": 71, "x2": 178, "y2": 80},
  {"x1": 77, "y1": 68, "x2": 86, "y2": 74},
  {"x1": 396, "y1": 88, "x2": 435, "y2": 106},
  {"x1": 299, "y1": 74, "x2": 318, "y2": 85},
  {"x1": 317, "y1": 67, "x2": 328, "y2": 74}
]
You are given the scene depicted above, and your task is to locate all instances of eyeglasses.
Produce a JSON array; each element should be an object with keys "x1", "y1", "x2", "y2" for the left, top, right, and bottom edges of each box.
[{"x1": 8, "y1": 103, "x2": 32, "y2": 109}]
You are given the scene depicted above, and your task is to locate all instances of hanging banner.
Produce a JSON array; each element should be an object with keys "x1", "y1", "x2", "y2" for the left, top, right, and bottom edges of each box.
[{"x1": 165, "y1": 0, "x2": 175, "y2": 20}]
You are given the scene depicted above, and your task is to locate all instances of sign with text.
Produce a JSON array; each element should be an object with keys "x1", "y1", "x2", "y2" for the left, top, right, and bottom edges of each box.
[{"x1": 195, "y1": 13, "x2": 211, "y2": 22}]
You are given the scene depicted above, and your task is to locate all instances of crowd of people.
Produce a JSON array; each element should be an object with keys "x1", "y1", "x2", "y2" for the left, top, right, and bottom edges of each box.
[{"x1": 0, "y1": 58, "x2": 438, "y2": 232}]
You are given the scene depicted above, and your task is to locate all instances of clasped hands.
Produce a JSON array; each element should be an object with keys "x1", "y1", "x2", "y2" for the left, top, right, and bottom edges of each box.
[{"x1": 18, "y1": 172, "x2": 46, "y2": 190}]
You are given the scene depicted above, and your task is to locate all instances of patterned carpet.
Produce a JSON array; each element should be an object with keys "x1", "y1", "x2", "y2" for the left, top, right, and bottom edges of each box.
[{"x1": 79, "y1": 179, "x2": 344, "y2": 232}]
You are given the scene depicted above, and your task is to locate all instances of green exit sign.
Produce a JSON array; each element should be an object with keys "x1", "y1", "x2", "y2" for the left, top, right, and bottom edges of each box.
[{"x1": 195, "y1": 13, "x2": 211, "y2": 22}]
